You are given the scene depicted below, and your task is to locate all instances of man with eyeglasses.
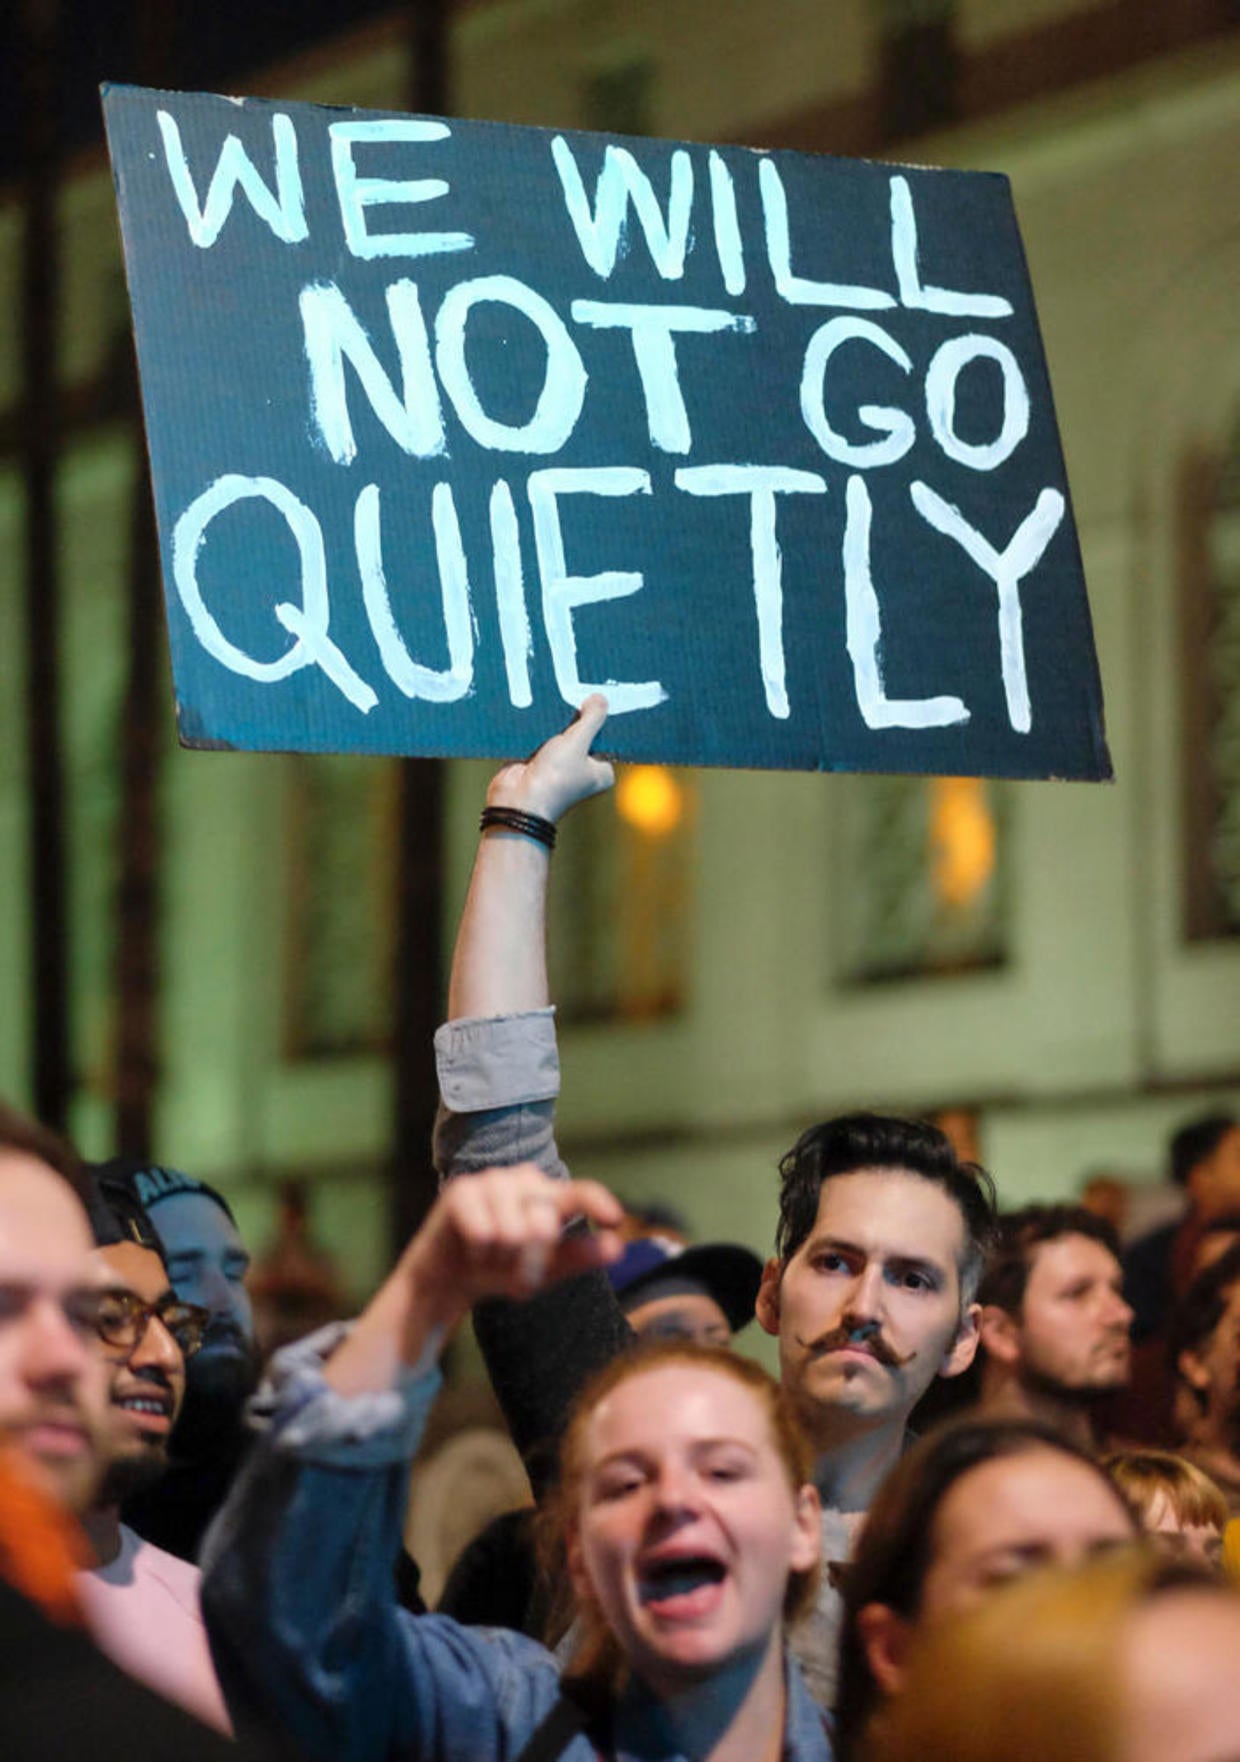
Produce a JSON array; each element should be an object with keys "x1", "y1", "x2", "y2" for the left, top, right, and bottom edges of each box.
[
  {"x1": 74, "y1": 1173, "x2": 231, "y2": 1732},
  {"x1": 96, "y1": 1159, "x2": 263, "y2": 1566}
]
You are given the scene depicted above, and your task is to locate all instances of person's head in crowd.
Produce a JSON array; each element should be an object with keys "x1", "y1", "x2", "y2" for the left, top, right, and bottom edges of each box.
[
  {"x1": 1188, "y1": 1208, "x2": 1240, "y2": 1280},
  {"x1": 0, "y1": 1101, "x2": 109, "y2": 1514},
  {"x1": 80, "y1": 1172, "x2": 208, "y2": 1506},
  {"x1": 1079, "y1": 1170, "x2": 1130, "y2": 1236},
  {"x1": 925, "y1": 1106, "x2": 980, "y2": 1167},
  {"x1": 834, "y1": 1415, "x2": 1139, "y2": 1758},
  {"x1": 606, "y1": 1237, "x2": 763, "y2": 1347},
  {"x1": 615, "y1": 1200, "x2": 690, "y2": 1246},
  {"x1": 976, "y1": 1205, "x2": 1132, "y2": 1445},
  {"x1": 1170, "y1": 1112, "x2": 1240, "y2": 1220},
  {"x1": 543, "y1": 1337, "x2": 821, "y2": 1697},
  {"x1": 755, "y1": 1113, "x2": 996, "y2": 1457},
  {"x1": 1168, "y1": 1239, "x2": 1240, "y2": 1460},
  {"x1": 1103, "y1": 1449, "x2": 1227, "y2": 1568},
  {"x1": 865, "y1": 1548, "x2": 1240, "y2": 1762},
  {"x1": 92, "y1": 1160, "x2": 260, "y2": 1430}
]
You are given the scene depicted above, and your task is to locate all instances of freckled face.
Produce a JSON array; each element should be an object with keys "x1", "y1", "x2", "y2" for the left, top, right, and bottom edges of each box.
[
  {"x1": 568, "y1": 1364, "x2": 819, "y2": 1695},
  {"x1": 759, "y1": 1171, "x2": 977, "y2": 1438}
]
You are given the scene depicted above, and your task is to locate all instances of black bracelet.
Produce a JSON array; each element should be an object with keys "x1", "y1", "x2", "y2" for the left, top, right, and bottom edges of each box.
[{"x1": 479, "y1": 805, "x2": 557, "y2": 850}]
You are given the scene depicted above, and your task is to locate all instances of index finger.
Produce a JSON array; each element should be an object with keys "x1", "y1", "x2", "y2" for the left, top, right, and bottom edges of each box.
[
  {"x1": 565, "y1": 693, "x2": 609, "y2": 751},
  {"x1": 550, "y1": 1176, "x2": 626, "y2": 1233}
]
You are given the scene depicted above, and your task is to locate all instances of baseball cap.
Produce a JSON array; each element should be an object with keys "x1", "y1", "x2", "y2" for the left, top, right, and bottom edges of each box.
[{"x1": 606, "y1": 1236, "x2": 763, "y2": 1334}]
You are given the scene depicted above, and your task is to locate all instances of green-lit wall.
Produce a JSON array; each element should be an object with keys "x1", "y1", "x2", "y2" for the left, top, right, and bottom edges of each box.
[{"x1": 1, "y1": 5, "x2": 1238, "y2": 1315}]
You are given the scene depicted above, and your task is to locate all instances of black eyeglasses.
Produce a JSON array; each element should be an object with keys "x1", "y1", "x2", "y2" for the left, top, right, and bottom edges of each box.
[{"x1": 94, "y1": 1289, "x2": 211, "y2": 1358}]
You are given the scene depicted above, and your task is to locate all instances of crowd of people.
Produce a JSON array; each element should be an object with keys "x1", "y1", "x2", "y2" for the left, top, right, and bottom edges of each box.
[{"x1": 3, "y1": 697, "x2": 1240, "y2": 1759}]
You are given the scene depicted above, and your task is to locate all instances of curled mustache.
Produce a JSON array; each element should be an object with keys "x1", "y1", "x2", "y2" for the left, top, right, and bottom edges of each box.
[{"x1": 801, "y1": 1317, "x2": 915, "y2": 1368}]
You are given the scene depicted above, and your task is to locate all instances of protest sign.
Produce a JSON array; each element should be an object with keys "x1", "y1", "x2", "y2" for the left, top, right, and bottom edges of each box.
[{"x1": 103, "y1": 83, "x2": 1111, "y2": 777}]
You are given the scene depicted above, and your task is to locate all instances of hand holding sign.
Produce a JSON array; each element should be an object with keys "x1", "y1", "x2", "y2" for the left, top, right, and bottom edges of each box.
[{"x1": 486, "y1": 692, "x2": 614, "y2": 825}]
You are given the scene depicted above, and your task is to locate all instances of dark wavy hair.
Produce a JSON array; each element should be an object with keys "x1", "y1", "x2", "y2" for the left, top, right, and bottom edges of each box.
[{"x1": 775, "y1": 1112, "x2": 997, "y2": 1304}]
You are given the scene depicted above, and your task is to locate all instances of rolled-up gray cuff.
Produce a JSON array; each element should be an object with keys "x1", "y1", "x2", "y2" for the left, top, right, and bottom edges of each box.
[{"x1": 434, "y1": 1009, "x2": 560, "y2": 1111}]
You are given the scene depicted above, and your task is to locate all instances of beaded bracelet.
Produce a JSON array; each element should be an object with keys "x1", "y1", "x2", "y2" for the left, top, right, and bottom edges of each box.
[{"x1": 479, "y1": 805, "x2": 557, "y2": 850}]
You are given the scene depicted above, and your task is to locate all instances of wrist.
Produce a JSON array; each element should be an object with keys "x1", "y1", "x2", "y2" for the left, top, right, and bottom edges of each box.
[
  {"x1": 402, "y1": 1240, "x2": 470, "y2": 1336},
  {"x1": 484, "y1": 772, "x2": 558, "y2": 820},
  {"x1": 479, "y1": 805, "x2": 556, "y2": 850}
]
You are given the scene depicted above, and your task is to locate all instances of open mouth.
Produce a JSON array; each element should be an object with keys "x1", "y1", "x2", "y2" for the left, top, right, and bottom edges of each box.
[{"x1": 638, "y1": 1555, "x2": 727, "y2": 1608}]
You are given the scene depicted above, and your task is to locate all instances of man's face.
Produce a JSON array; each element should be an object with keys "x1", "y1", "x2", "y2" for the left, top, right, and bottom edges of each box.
[
  {"x1": 0, "y1": 1152, "x2": 108, "y2": 1513},
  {"x1": 625, "y1": 1290, "x2": 733, "y2": 1348},
  {"x1": 153, "y1": 1193, "x2": 257, "y2": 1419},
  {"x1": 756, "y1": 1170, "x2": 978, "y2": 1445},
  {"x1": 1007, "y1": 1233, "x2": 1132, "y2": 1400},
  {"x1": 1179, "y1": 1278, "x2": 1240, "y2": 1447},
  {"x1": 91, "y1": 1240, "x2": 186, "y2": 1506}
]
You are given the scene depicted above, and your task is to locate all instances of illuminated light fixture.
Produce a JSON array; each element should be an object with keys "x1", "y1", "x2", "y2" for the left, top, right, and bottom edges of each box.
[
  {"x1": 616, "y1": 765, "x2": 684, "y2": 837},
  {"x1": 929, "y1": 777, "x2": 995, "y2": 908}
]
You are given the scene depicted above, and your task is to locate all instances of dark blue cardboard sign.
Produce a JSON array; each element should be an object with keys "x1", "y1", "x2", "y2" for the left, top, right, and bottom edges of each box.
[{"x1": 102, "y1": 83, "x2": 1111, "y2": 779}]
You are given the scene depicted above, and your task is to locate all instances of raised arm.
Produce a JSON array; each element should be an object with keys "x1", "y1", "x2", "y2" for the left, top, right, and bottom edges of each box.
[
  {"x1": 202, "y1": 1170, "x2": 623, "y2": 1762},
  {"x1": 433, "y1": 697, "x2": 633, "y2": 1491},
  {"x1": 448, "y1": 693, "x2": 614, "y2": 1020}
]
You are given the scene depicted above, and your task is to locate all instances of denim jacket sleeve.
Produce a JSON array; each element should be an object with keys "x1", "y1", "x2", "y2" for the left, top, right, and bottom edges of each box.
[
  {"x1": 199, "y1": 1331, "x2": 568, "y2": 1762},
  {"x1": 430, "y1": 1011, "x2": 632, "y2": 1499}
]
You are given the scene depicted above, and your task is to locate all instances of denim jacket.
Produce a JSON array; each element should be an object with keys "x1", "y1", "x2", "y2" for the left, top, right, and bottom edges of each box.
[{"x1": 200, "y1": 1330, "x2": 833, "y2": 1762}]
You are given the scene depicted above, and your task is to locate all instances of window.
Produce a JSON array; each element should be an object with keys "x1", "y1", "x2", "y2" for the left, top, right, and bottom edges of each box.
[
  {"x1": 835, "y1": 771, "x2": 1008, "y2": 982},
  {"x1": 548, "y1": 765, "x2": 695, "y2": 1023}
]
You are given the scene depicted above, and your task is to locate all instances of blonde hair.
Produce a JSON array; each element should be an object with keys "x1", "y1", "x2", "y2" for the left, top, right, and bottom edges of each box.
[
  {"x1": 1103, "y1": 1449, "x2": 1228, "y2": 1534},
  {"x1": 538, "y1": 1339, "x2": 818, "y2": 1693},
  {"x1": 866, "y1": 1547, "x2": 1220, "y2": 1762}
]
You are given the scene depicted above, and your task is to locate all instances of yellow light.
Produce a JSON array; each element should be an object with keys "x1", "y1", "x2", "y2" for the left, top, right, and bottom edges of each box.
[
  {"x1": 930, "y1": 777, "x2": 995, "y2": 909},
  {"x1": 616, "y1": 765, "x2": 684, "y2": 838}
]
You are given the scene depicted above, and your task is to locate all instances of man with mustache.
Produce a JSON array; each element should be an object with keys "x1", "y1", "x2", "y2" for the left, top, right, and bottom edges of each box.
[
  {"x1": 94, "y1": 1162, "x2": 263, "y2": 1564},
  {"x1": 432, "y1": 698, "x2": 995, "y2": 1704},
  {"x1": 75, "y1": 1173, "x2": 231, "y2": 1730},
  {"x1": 974, "y1": 1205, "x2": 1133, "y2": 1451}
]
